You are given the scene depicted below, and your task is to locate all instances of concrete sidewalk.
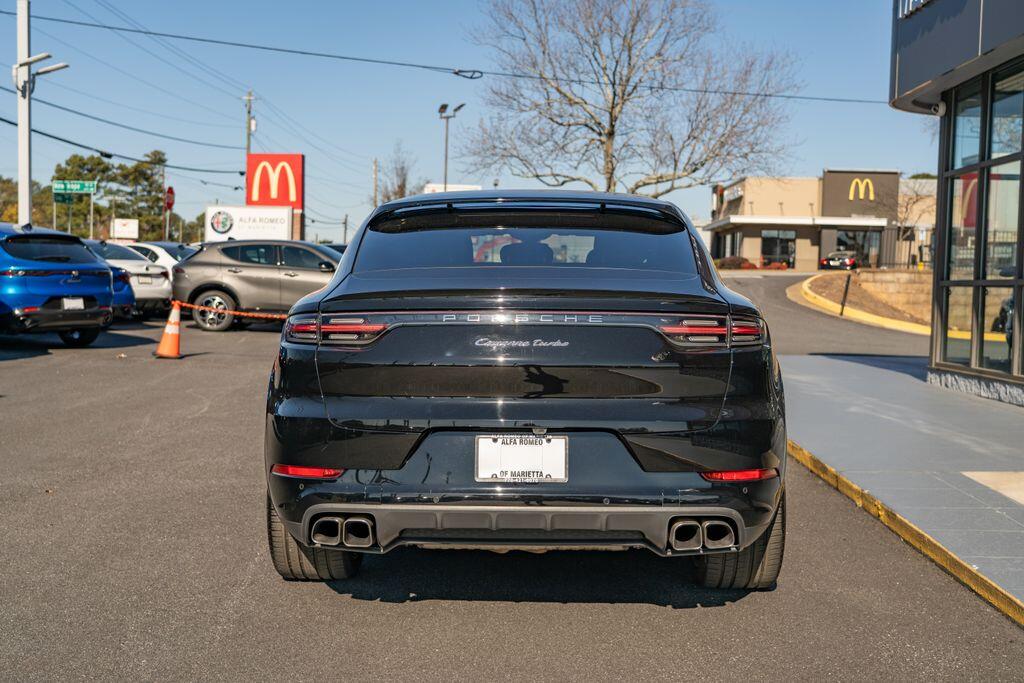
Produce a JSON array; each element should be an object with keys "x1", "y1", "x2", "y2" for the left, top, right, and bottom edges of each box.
[{"x1": 780, "y1": 354, "x2": 1024, "y2": 608}]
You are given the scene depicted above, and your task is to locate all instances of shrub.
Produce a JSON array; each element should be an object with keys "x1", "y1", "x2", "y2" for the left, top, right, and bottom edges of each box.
[
  {"x1": 764, "y1": 262, "x2": 789, "y2": 270},
  {"x1": 715, "y1": 256, "x2": 754, "y2": 270}
]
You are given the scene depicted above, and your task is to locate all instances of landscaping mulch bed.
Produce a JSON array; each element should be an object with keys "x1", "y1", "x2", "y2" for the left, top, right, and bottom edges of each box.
[{"x1": 807, "y1": 272, "x2": 929, "y2": 325}]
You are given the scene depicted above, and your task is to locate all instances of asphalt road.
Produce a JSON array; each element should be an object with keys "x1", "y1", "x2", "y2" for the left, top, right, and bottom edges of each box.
[{"x1": 1, "y1": 291, "x2": 1021, "y2": 680}]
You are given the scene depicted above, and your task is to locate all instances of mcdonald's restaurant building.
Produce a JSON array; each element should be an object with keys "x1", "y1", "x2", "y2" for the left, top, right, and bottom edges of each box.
[
  {"x1": 891, "y1": 0, "x2": 1024, "y2": 404},
  {"x1": 706, "y1": 170, "x2": 936, "y2": 272}
]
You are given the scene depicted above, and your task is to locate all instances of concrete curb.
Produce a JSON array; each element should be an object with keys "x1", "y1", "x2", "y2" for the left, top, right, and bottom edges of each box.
[
  {"x1": 797, "y1": 274, "x2": 931, "y2": 336},
  {"x1": 788, "y1": 439, "x2": 1024, "y2": 628}
]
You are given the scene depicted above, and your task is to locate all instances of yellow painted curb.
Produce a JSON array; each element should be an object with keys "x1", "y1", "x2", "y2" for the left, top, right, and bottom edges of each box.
[
  {"x1": 799, "y1": 275, "x2": 931, "y2": 336},
  {"x1": 788, "y1": 439, "x2": 1024, "y2": 628}
]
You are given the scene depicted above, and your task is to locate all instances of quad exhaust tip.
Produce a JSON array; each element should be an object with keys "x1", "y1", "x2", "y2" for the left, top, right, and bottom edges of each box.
[
  {"x1": 701, "y1": 520, "x2": 736, "y2": 549},
  {"x1": 341, "y1": 516, "x2": 375, "y2": 548},
  {"x1": 669, "y1": 519, "x2": 703, "y2": 551}
]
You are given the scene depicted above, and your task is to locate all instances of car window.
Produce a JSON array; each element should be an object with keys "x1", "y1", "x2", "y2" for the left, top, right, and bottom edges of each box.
[
  {"x1": 0, "y1": 235, "x2": 100, "y2": 263},
  {"x1": 87, "y1": 241, "x2": 148, "y2": 261},
  {"x1": 355, "y1": 224, "x2": 697, "y2": 274},
  {"x1": 132, "y1": 246, "x2": 159, "y2": 262},
  {"x1": 222, "y1": 244, "x2": 277, "y2": 265},
  {"x1": 281, "y1": 246, "x2": 325, "y2": 269}
]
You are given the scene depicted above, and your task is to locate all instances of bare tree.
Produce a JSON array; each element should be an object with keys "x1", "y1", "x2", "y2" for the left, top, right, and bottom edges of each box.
[
  {"x1": 463, "y1": 0, "x2": 796, "y2": 197},
  {"x1": 374, "y1": 141, "x2": 428, "y2": 204}
]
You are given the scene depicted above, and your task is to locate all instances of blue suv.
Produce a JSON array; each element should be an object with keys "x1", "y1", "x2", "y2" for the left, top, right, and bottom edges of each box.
[{"x1": 0, "y1": 223, "x2": 114, "y2": 347}]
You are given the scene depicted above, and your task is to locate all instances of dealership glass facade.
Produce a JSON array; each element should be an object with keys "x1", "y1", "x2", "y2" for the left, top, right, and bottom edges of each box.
[{"x1": 938, "y1": 59, "x2": 1024, "y2": 380}]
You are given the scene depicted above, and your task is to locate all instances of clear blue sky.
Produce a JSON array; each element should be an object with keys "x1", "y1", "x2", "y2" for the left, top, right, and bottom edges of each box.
[{"x1": 1, "y1": 0, "x2": 935, "y2": 240}]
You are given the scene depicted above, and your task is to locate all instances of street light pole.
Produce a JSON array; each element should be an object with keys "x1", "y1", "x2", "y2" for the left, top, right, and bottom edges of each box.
[
  {"x1": 437, "y1": 103, "x2": 465, "y2": 192},
  {"x1": 13, "y1": 0, "x2": 68, "y2": 228},
  {"x1": 16, "y1": 1, "x2": 30, "y2": 227}
]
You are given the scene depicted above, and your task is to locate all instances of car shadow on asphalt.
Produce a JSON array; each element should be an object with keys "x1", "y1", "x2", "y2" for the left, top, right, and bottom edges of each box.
[
  {"x1": 325, "y1": 548, "x2": 752, "y2": 608},
  {"x1": 810, "y1": 353, "x2": 929, "y2": 381},
  {"x1": 0, "y1": 330, "x2": 153, "y2": 362}
]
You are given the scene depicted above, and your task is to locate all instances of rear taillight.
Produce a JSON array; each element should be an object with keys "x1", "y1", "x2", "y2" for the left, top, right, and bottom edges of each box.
[
  {"x1": 173, "y1": 266, "x2": 186, "y2": 276},
  {"x1": 116, "y1": 271, "x2": 131, "y2": 284},
  {"x1": 0, "y1": 269, "x2": 23, "y2": 277},
  {"x1": 271, "y1": 464, "x2": 344, "y2": 479},
  {"x1": 284, "y1": 314, "x2": 388, "y2": 346},
  {"x1": 819, "y1": 258, "x2": 828, "y2": 266},
  {"x1": 284, "y1": 314, "x2": 319, "y2": 343},
  {"x1": 701, "y1": 468, "x2": 777, "y2": 482},
  {"x1": 159, "y1": 270, "x2": 169, "y2": 280},
  {"x1": 659, "y1": 316, "x2": 764, "y2": 347}
]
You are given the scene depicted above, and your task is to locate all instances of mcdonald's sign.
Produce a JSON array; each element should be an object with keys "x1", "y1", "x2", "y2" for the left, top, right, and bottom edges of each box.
[
  {"x1": 246, "y1": 153, "x2": 304, "y2": 210},
  {"x1": 848, "y1": 177, "x2": 875, "y2": 201}
]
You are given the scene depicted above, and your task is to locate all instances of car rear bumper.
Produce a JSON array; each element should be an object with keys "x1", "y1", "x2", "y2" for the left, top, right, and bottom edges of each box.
[
  {"x1": 276, "y1": 499, "x2": 777, "y2": 557},
  {"x1": 1, "y1": 305, "x2": 112, "y2": 333}
]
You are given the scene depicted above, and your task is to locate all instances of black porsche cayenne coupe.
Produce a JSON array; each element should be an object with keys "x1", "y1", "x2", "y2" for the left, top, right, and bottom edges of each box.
[{"x1": 266, "y1": 191, "x2": 786, "y2": 589}]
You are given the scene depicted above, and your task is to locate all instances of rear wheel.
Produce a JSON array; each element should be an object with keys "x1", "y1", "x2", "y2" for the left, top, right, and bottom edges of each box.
[
  {"x1": 58, "y1": 328, "x2": 101, "y2": 347},
  {"x1": 265, "y1": 494, "x2": 362, "y2": 581},
  {"x1": 192, "y1": 290, "x2": 236, "y2": 332},
  {"x1": 695, "y1": 494, "x2": 785, "y2": 590}
]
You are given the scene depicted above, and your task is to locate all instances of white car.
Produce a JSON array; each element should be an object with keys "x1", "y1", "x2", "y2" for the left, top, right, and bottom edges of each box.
[
  {"x1": 127, "y1": 241, "x2": 198, "y2": 282},
  {"x1": 86, "y1": 240, "x2": 172, "y2": 319}
]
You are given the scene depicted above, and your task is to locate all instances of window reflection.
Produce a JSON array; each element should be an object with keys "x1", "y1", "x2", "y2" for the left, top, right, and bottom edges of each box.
[
  {"x1": 981, "y1": 287, "x2": 1014, "y2": 373},
  {"x1": 944, "y1": 287, "x2": 973, "y2": 366},
  {"x1": 990, "y1": 68, "x2": 1024, "y2": 158},
  {"x1": 953, "y1": 82, "x2": 982, "y2": 168},
  {"x1": 949, "y1": 174, "x2": 978, "y2": 279},
  {"x1": 985, "y1": 162, "x2": 1019, "y2": 279}
]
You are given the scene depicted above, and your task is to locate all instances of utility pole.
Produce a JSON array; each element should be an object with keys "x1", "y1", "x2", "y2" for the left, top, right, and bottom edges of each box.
[
  {"x1": 161, "y1": 165, "x2": 169, "y2": 241},
  {"x1": 14, "y1": 1, "x2": 68, "y2": 227},
  {"x1": 243, "y1": 90, "x2": 255, "y2": 158},
  {"x1": 372, "y1": 159, "x2": 379, "y2": 206},
  {"x1": 342, "y1": 214, "x2": 348, "y2": 244},
  {"x1": 437, "y1": 103, "x2": 465, "y2": 192}
]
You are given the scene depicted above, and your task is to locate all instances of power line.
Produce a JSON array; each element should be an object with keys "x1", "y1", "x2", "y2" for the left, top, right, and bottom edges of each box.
[
  {"x1": 45, "y1": 80, "x2": 237, "y2": 128},
  {"x1": 0, "y1": 85, "x2": 242, "y2": 149},
  {"x1": 0, "y1": 114, "x2": 244, "y2": 174},
  {"x1": 31, "y1": 25, "x2": 237, "y2": 122},
  {"x1": 0, "y1": 9, "x2": 888, "y2": 105}
]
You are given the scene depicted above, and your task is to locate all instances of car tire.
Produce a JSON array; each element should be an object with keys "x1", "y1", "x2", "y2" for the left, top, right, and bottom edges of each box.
[
  {"x1": 58, "y1": 328, "x2": 101, "y2": 347},
  {"x1": 191, "y1": 289, "x2": 236, "y2": 332},
  {"x1": 266, "y1": 494, "x2": 362, "y2": 581},
  {"x1": 695, "y1": 493, "x2": 785, "y2": 590}
]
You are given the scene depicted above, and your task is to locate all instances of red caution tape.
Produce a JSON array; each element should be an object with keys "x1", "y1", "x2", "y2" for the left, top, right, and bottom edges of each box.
[{"x1": 173, "y1": 300, "x2": 288, "y2": 321}]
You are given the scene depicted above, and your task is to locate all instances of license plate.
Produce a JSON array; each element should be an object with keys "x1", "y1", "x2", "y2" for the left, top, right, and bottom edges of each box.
[
  {"x1": 138, "y1": 275, "x2": 152, "y2": 285},
  {"x1": 62, "y1": 297, "x2": 84, "y2": 310},
  {"x1": 475, "y1": 434, "x2": 568, "y2": 483}
]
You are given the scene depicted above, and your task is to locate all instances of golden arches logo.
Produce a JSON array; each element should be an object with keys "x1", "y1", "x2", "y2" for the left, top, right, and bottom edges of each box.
[
  {"x1": 848, "y1": 178, "x2": 875, "y2": 201},
  {"x1": 251, "y1": 161, "x2": 297, "y2": 203}
]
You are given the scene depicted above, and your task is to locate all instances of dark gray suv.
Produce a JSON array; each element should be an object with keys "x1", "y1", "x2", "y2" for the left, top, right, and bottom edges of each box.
[{"x1": 172, "y1": 240, "x2": 339, "y2": 331}]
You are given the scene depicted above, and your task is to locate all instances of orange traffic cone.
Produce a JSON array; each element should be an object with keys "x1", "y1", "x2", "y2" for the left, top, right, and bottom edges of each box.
[{"x1": 153, "y1": 301, "x2": 183, "y2": 359}]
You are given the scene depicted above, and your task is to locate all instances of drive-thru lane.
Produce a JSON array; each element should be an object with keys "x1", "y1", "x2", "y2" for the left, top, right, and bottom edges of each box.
[{"x1": 0, "y1": 305, "x2": 1020, "y2": 679}]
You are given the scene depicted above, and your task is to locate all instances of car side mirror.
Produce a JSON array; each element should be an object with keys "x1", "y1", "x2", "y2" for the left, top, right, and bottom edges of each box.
[{"x1": 319, "y1": 261, "x2": 336, "y2": 273}]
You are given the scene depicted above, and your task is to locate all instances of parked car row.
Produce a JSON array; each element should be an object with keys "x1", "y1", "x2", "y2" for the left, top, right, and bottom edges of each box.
[{"x1": 2, "y1": 223, "x2": 345, "y2": 345}]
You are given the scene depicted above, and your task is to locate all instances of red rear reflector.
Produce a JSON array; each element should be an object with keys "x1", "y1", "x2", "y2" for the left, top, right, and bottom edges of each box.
[
  {"x1": 271, "y1": 464, "x2": 344, "y2": 479},
  {"x1": 700, "y1": 468, "x2": 777, "y2": 482}
]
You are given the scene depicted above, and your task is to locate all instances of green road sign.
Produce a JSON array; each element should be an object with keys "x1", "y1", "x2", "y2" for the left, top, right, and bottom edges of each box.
[
  {"x1": 54, "y1": 193, "x2": 74, "y2": 205},
  {"x1": 52, "y1": 180, "x2": 97, "y2": 194}
]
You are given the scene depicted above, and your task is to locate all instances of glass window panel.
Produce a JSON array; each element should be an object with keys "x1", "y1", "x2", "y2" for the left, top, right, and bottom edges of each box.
[
  {"x1": 981, "y1": 287, "x2": 1014, "y2": 373},
  {"x1": 760, "y1": 229, "x2": 796, "y2": 268},
  {"x1": 953, "y1": 81, "x2": 983, "y2": 169},
  {"x1": 836, "y1": 230, "x2": 881, "y2": 268},
  {"x1": 984, "y1": 161, "x2": 1020, "y2": 279},
  {"x1": 949, "y1": 173, "x2": 979, "y2": 279},
  {"x1": 990, "y1": 68, "x2": 1024, "y2": 158},
  {"x1": 944, "y1": 287, "x2": 974, "y2": 366}
]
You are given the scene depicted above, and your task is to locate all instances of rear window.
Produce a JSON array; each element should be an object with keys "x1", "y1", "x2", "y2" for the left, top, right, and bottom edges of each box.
[
  {"x1": 88, "y1": 241, "x2": 147, "y2": 261},
  {"x1": 1, "y1": 235, "x2": 100, "y2": 263},
  {"x1": 355, "y1": 213, "x2": 697, "y2": 274}
]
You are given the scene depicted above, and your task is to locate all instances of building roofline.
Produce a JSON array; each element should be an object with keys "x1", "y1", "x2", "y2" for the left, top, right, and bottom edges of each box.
[{"x1": 706, "y1": 215, "x2": 889, "y2": 231}]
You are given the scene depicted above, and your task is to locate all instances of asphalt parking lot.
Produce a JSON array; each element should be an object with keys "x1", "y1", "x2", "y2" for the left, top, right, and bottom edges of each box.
[{"x1": 2, "y1": 295, "x2": 1022, "y2": 680}]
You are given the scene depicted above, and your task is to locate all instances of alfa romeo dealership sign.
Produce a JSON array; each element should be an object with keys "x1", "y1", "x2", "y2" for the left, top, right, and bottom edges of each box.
[{"x1": 203, "y1": 205, "x2": 293, "y2": 242}]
